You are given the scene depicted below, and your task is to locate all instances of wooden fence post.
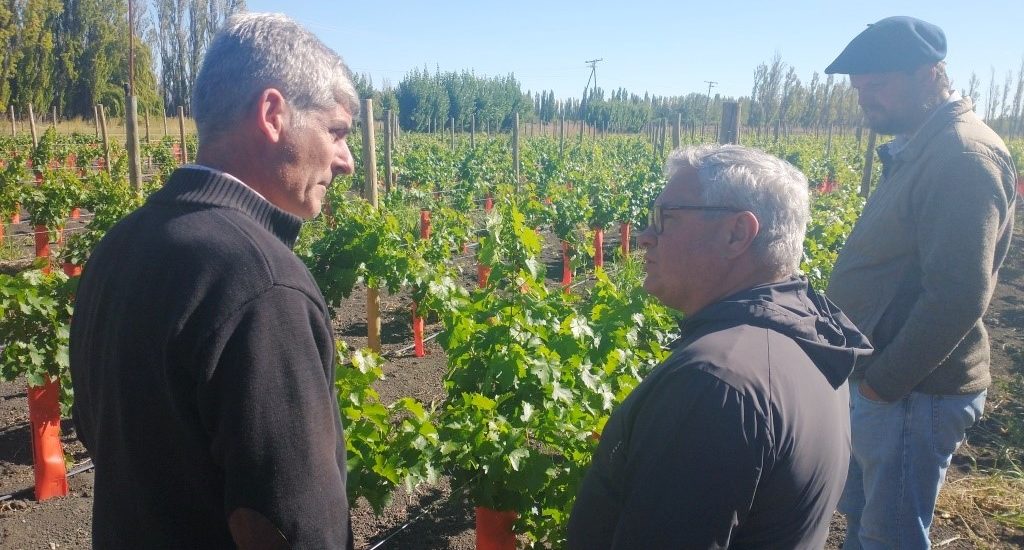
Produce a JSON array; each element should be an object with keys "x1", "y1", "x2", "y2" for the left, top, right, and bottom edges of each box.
[
  {"x1": 99, "y1": 105, "x2": 112, "y2": 173},
  {"x1": 512, "y1": 112, "x2": 520, "y2": 190},
  {"x1": 383, "y1": 109, "x2": 393, "y2": 194},
  {"x1": 28, "y1": 104, "x2": 38, "y2": 148},
  {"x1": 177, "y1": 106, "x2": 188, "y2": 164},
  {"x1": 718, "y1": 102, "x2": 741, "y2": 145},
  {"x1": 361, "y1": 99, "x2": 381, "y2": 353},
  {"x1": 126, "y1": 95, "x2": 143, "y2": 192},
  {"x1": 860, "y1": 130, "x2": 877, "y2": 198},
  {"x1": 559, "y1": 112, "x2": 565, "y2": 156}
]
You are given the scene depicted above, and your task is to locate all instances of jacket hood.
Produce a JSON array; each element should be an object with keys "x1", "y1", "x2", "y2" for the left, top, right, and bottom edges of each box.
[{"x1": 678, "y1": 276, "x2": 872, "y2": 389}]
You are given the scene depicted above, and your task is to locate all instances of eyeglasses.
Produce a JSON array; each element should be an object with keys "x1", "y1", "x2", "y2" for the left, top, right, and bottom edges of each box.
[{"x1": 647, "y1": 204, "x2": 745, "y2": 234}]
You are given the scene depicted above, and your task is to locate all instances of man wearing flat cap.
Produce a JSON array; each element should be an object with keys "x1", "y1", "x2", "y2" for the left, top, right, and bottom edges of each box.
[{"x1": 825, "y1": 15, "x2": 1017, "y2": 549}]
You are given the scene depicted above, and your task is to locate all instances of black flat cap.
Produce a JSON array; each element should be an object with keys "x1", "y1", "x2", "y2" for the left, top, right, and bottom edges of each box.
[{"x1": 825, "y1": 16, "x2": 946, "y2": 74}]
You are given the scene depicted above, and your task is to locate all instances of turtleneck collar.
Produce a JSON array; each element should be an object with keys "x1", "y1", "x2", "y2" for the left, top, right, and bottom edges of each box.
[{"x1": 150, "y1": 167, "x2": 304, "y2": 249}]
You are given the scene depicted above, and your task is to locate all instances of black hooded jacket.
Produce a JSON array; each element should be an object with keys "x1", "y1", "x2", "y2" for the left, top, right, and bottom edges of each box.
[{"x1": 568, "y1": 277, "x2": 872, "y2": 549}]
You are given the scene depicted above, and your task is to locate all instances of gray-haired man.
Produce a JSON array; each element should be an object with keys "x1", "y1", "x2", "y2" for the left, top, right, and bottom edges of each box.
[
  {"x1": 71, "y1": 13, "x2": 357, "y2": 548},
  {"x1": 568, "y1": 145, "x2": 871, "y2": 548},
  {"x1": 825, "y1": 16, "x2": 1016, "y2": 549}
]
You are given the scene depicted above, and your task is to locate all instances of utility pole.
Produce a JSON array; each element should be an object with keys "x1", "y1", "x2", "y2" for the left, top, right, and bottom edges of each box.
[
  {"x1": 701, "y1": 80, "x2": 717, "y2": 140},
  {"x1": 579, "y1": 58, "x2": 602, "y2": 139}
]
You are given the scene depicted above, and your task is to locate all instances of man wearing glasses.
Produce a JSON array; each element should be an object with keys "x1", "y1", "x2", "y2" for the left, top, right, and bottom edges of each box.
[{"x1": 568, "y1": 145, "x2": 872, "y2": 548}]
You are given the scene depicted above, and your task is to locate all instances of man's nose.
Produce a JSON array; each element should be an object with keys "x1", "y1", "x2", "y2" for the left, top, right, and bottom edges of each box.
[
  {"x1": 636, "y1": 225, "x2": 656, "y2": 249},
  {"x1": 334, "y1": 141, "x2": 354, "y2": 176}
]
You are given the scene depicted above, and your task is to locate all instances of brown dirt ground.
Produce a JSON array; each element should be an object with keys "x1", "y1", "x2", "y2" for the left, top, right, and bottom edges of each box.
[{"x1": 1, "y1": 211, "x2": 1023, "y2": 549}]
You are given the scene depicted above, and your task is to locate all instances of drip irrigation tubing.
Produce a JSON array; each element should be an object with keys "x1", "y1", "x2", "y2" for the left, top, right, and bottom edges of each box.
[
  {"x1": 0, "y1": 459, "x2": 94, "y2": 502},
  {"x1": 363, "y1": 471, "x2": 480, "y2": 550}
]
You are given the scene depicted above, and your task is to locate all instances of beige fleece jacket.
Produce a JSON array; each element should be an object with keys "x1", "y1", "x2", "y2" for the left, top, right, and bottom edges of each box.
[{"x1": 826, "y1": 98, "x2": 1016, "y2": 401}]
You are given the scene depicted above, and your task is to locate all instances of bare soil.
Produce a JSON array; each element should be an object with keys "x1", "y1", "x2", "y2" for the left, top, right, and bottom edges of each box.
[{"x1": 1, "y1": 214, "x2": 1022, "y2": 549}]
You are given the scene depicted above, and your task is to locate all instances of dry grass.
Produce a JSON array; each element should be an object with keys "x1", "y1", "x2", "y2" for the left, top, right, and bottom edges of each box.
[
  {"x1": 936, "y1": 471, "x2": 1024, "y2": 547},
  {"x1": 6, "y1": 115, "x2": 196, "y2": 141}
]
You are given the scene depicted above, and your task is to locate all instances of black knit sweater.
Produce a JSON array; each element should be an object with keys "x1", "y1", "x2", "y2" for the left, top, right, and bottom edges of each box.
[{"x1": 70, "y1": 168, "x2": 351, "y2": 549}]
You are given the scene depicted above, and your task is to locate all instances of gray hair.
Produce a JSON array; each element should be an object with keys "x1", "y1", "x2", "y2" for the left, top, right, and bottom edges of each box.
[
  {"x1": 192, "y1": 12, "x2": 360, "y2": 144},
  {"x1": 665, "y1": 145, "x2": 810, "y2": 275}
]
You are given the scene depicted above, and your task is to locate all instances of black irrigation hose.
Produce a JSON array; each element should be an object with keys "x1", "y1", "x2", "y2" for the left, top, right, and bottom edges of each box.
[
  {"x1": 363, "y1": 472, "x2": 480, "y2": 550},
  {"x1": 0, "y1": 459, "x2": 94, "y2": 502},
  {"x1": 387, "y1": 331, "x2": 442, "y2": 359}
]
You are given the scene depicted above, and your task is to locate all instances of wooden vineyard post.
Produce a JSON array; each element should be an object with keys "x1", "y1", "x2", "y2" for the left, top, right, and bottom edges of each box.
[
  {"x1": 672, "y1": 113, "x2": 681, "y2": 149},
  {"x1": 559, "y1": 112, "x2": 565, "y2": 157},
  {"x1": 476, "y1": 507, "x2": 517, "y2": 550},
  {"x1": 361, "y1": 99, "x2": 381, "y2": 353},
  {"x1": 450, "y1": 117, "x2": 455, "y2": 151},
  {"x1": 99, "y1": 105, "x2": 112, "y2": 174},
  {"x1": 162, "y1": 112, "x2": 168, "y2": 137},
  {"x1": 9, "y1": 105, "x2": 15, "y2": 136},
  {"x1": 383, "y1": 109, "x2": 393, "y2": 195},
  {"x1": 484, "y1": 194, "x2": 493, "y2": 213},
  {"x1": 470, "y1": 114, "x2": 476, "y2": 148},
  {"x1": 28, "y1": 104, "x2": 38, "y2": 148},
  {"x1": 620, "y1": 222, "x2": 630, "y2": 257},
  {"x1": 718, "y1": 101, "x2": 741, "y2": 145},
  {"x1": 27, "y1": 377, "x2": 69, "y2": 501},
  {"x1": 144, "y1": 108, "x2": 151, "y2": 144},
  {"x1": 593, "y1": 228, "x2": 604, "y2": 268},
  {"x1": 177, "y1": 106, "x2": 188, "y2": 165},
  {"x1": 512, "y1": 113, "x2": 520, "y2": 191},
  {"x1": 412, "y1": 210, "x2": 430, "y2": 357},
  {"x1": 93, "y1": 104, "x2": 100, "y2": 138},
  {"x1": 126, "y1": 95, "x2": 143, "y2": 192},
  {"x1": 51, "y1": 106, "x2": 57, "y2": 128},
  {"x1": 860, "y1": 130, "x2": 878, "y2": 198}
]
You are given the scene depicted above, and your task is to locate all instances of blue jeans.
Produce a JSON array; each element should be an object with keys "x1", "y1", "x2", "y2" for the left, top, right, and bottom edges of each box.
[{"x1": 839, "y1": 380, "x2": 985, "y2": 550}]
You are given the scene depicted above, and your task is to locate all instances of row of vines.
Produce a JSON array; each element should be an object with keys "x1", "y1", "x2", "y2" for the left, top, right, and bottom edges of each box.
[{"x1": 1, "y1": 125, "x2": 985, "y2": 545}]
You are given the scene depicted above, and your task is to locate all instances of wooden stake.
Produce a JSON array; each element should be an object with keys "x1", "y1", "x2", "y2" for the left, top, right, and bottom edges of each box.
[
  {"x1": 860, "y1": 130, "x2": 877, "y2": 198},
  {"x1": 144, "y1": 109, "x2": 150, "y2": 144},
  {"x1": 673, "y1": 113, "x2": 681, "y2": 149},
  {"x1": 28, "y1": 104, "x2": 38, "y2": 147},
  {"x1": 512, "y1": 112, "x2": 520, "y2": 190},
  {"x1": 99, "y1": 105, "x2": 112, "y2": 173},
  {"x1": 361, "y1": 99, "x2": 381, "y2": 353},
  {"x1": 8, "y1": 105, "x2": 14, "y2": 137},
  {"x1": 718, "y1": 102, "x2": 741, "y2": 145},
  {"x1": 177, "y1": 106, "x2": 188, "y2": 164},
  {"x1": 126, "y1": 95, "x2": 143, "y2": 192},
  {"x1": 383, "y1": 109, "x2": 393, "y2": 194},
  {"x1": 470, "y1": 114, "x2": 476, "y2": 148},
  {"x1": 93, "y1": 104, "x2": 100, "y2": 138},
  {"x1": 559, "y1": 112, "x2": 565, "y2": 156},
  {"x1": 51, "y1": 106, "x2": 57, "y2": 128}
]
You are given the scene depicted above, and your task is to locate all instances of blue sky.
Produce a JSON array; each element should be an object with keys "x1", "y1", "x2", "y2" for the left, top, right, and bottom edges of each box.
[{"x1": 247, "y1": 0, "x2": 1023, "y2": 107}]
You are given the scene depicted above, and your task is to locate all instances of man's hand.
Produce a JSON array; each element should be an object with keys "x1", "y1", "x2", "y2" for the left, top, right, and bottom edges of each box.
[
  {"x1": 229, "y1": 508, "x2": 290, "y2": 550},
  {"x1": 858, "y1": 381, "x2": 888, "y2": 403}
]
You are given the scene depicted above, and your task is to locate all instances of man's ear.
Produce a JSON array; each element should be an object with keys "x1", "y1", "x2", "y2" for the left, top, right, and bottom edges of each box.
[
  {"x1": 255, "y1": 88, "x2": 288, "y2": 143},
  {"x1": 722, "y1": 211, "x2": 759, "y2": 259}
]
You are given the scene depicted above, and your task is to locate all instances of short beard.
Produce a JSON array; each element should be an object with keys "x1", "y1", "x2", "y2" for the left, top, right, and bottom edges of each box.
[{"x1": 867, "y1": 90, "x2": 946, "y2": 135}]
